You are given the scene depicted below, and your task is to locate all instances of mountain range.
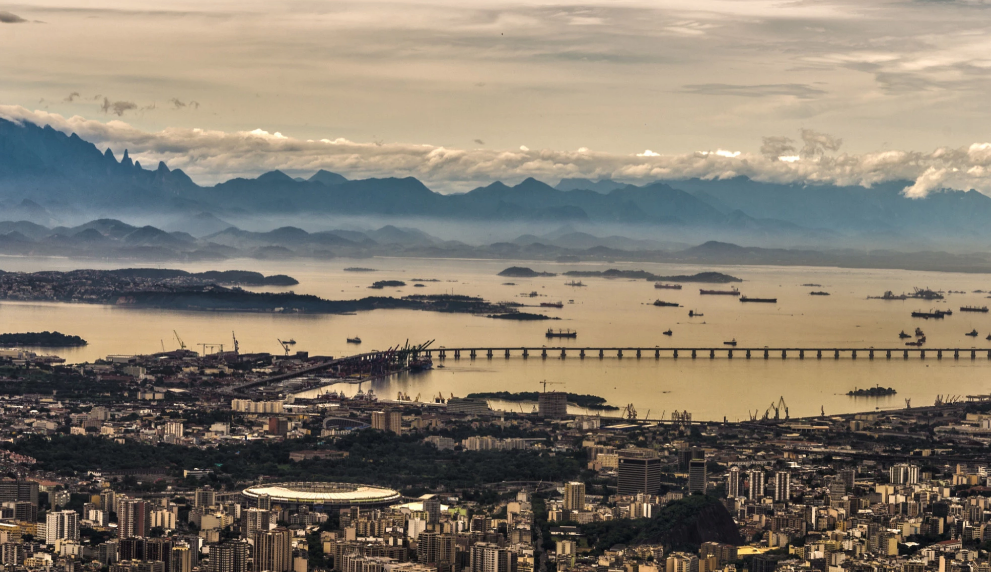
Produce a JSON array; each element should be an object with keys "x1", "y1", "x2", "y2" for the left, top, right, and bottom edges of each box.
[{"x1": 3, "y1": 116, "x2": 991, "y2": 248}]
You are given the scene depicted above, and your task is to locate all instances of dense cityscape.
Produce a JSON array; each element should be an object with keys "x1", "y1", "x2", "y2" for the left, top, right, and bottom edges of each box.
[{"x1": 0, "y1": 346, "x2": 987, "y2": 572}]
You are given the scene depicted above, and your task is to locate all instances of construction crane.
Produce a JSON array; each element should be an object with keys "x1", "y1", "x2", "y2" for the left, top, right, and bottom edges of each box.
[
  {"x1": 905, "y1": 398, "x2": 911, "y2": 409},
  {"x1": 173, "y1": 330, "x2": 186, "y2": 351},
  {"x1": 232, "y1": 331, "x2": 239, "y2": 355},
  {"x1": 277, "y1": 339, "x2": 292, "y2": 356},
  {"x1": 777, "y1": 396, "x2": 789, "y2": 420},
  {"x1": 539, "y1": 380, "x2": 564, "y2": 392}
]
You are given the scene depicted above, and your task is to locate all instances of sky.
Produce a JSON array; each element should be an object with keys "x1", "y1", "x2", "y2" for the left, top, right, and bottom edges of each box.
[{"x1": 2, "y1": 0, "x2": 991, "y2": 193}]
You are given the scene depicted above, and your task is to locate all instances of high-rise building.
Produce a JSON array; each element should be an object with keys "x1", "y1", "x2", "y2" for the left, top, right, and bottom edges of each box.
[
  {"x1": 726, "y1": 467, "x2": 741, "y2": 498},
  {"x1": 470, "y1": 542, "x2": 518, "y2": 572},
  {"x1": 172, "y1": 543, "x2": 197, "y2": 572},
  {"x1": 0, "y1": 480, "x2": 38, "y2": 507},
  {"x1": 100, "y1": 490, "x2": 117, "y2": 512},
  {"x1": 890, "y1": 464, "x2": 920, "y2": 485},
  {"x1": 118, "y1": 500, "x2": 151, "y2": 539},
  {"x1": 538, "y1": 392, "x2": 568, "y2": 419},
  {"x1": 45, "y1": 510, "x2": 79, "y2": 545},
  {"x1": 688, "y1": 459, "x2": 707, "y2": 494},
  {"x1": 773, "y1": 472, "x2": 790, "y2": 502},
  {"x1": 827, "y1": 476, "x2": 846, "y2": 498},
  {"x1": 665, "y1": 553, "x2": 699, "y2": 572},
  {"x1": 747, "y1": 470, "x2": 765, "y2": 500},
  {"x1": 268, "y1": 418, "x2": 289, "y2": 436},
  {"x1": 677, "y1": 448, "x2": 705, "y2": 472},
  {"x1": 145, "y1": 538, "x2": 174, "y2": 571},
  {"x1": 242, "y1": 508, "x2": 271, "y2": 538},
  {"x1": 209, "y1": 541, "x2": 249, "y2": 572},
  {"x1": 422, "y1": 497, "x2": 441, "y2": 524},
  {"x1": 370, "y1": 411, "x2": 403, "y2": 435},
  {"x1": 252, "y1": 528, "x2": 292, "y2": 572},
  {"x1": 617, "y1": 449, "x2": 661, "y2": 496},
  {"x1": 563, "y1": 482, "x2": 586, "y2": 512},
  {"x1": 195, "y1": 488, "x2": 217, "y2": 508},
  {"x1": 165, "y1": 421, "x2": 185, "y2": 439},
  {"x1": 417, "y1": 532, "x2": 456, "y2": 567}
]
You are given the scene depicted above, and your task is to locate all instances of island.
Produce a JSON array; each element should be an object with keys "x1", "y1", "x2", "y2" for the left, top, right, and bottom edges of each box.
[
  {"x1": 848, "y1": 386, "x2": 897, "y2": 397},
  {"x1": 562, "y1": 269, "x2": 741, "y2": 283},
  {"x1": 467, "y1": 391, "x2": 619, "y2": 411},
  {"x1": 497, "y1": 267, "x2": 558, "y2": 278},
  {"x1": 369, "y1": 280, "x2": 407, "y2": 289},
  {"x1": 0, "y1": 331, "x2": 87, "y2": 347},
  {"x1": 343, "y1": 267, "x2": 377, "y2": 272},
  {"x1": 107, "y1": 268, "x2": 298, "y2": 286}
]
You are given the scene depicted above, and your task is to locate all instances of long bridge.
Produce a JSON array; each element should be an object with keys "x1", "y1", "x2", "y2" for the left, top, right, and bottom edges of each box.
[{"x1": 424, "y1": 346, "x2": 991, "y2": 360}]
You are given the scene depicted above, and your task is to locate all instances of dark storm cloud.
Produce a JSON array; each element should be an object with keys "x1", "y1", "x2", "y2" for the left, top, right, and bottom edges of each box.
[
  {"x1": 682, "y1": 83, "x2": 827, "y2": 99},
  {"x1": 100, "y1": 97, "x2": 138, "y2": 117}
]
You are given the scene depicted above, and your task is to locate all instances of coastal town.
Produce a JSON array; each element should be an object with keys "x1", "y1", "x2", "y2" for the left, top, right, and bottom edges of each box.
[{"x1": 0, "y1": 346, "x2": 987, "y2": 572}]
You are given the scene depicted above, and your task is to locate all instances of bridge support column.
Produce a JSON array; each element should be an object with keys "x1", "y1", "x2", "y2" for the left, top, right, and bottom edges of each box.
[
  {"x1": 560, "y1": 349, "x2": 566, "y2": 359},
  {"x1": 505, "y1": 349, "x2": 510, "y2": 358},
  {"x1": 670, "y1": 349, "x2": 676, "y2": 359},
  {"x1": 972, "y1": 350, "x2": 977, "y2": 359},
  {"x1": 470, "y1": 349, "x2": 476, "y2": 359},
  {"x1": 781, "y1": 350, "x2": 787, "y2": 359},
  {"x1": 764, "y1": 349, "x2": 769, "y2": 359},
  {"x1": 954, "y1": 350, "x2": 959, "y2": 359},
  {"x1": 580, "y1": 349, "x2": 585, "y2": 359},
  {"x1": 987, "y1": 350, "x2": 990, "y2": 359},
  {"x1": 636, "y1": 349, "x2": 641, "y2": 358},
  {"x1": 599, "y1": 349, "x2": 604, "y2": 359},
  {"x1": 920, "y1": 350, "x2": 926, "y2": 359},
  {"x1": 439, "y1": 350, "x2": 446, "y2": 359},
  {"x1": 937, "y1": 350, "x2": 942, "y2": 359},
  {"x1": 817, "y1": 350, "x2": 822, "y2": 359},
  {"x1": 851, "y1": 350, "x2": 857, "y2": 359},
  {"x1": 869, "y1": 350, "x2": 873, "y2": 360},
  {"x1": 904, "y1": 350, "x2": 909, "y2": 359},
  {"x1": 691, "y1": 349, "x2": 696, "y2": 359},
  {"x1": 886, "y1": 350, "x2": 891, "y2": 359},
  {"x1": 799, "y1": 350, "x2": 804, "y2": 359},
  {"x1": 487, "y1": 349, "x2": 493, "y2": 358},
  {"x1": 523, "y1": 349, "x2": 528, "y2": 359},
  {"x1": 541, "y1": 348, "x2": 547, "y2": 359},
  {"x1": 425, "y1": 350, "x2": 432, "y2": 358},
  {"x1": 834, "y1": 349, "x2": 839, "y2": 359},
  {"x1": 710, "y1": 349, "x2": 715, "y2": 359},
  {"x1": 728, "y1": 349, "x2": 733, "y2": 359},
  {"x1": 746, "y1": 350, "x2": 751, "y2": 359},
  {"x1": 617, "y1": 349, "x2": 623, "y2": 358},
  {"x1": 454, "y1": 350, "x2": 460, "y2": 359}
]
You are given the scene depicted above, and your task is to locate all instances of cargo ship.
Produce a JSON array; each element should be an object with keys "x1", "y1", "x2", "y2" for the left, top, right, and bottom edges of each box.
[
  {"x1": 723, "y1": 339, "x2": 737, "y2": 346},
  {"x1": 655, "y1": 283, "x2": 683, "y2": 290},
  {"x1": 565, "y1": 281, "x2": 586, "y2": 287},
  {"x1": 809, "y1": 291, "x2": 830, "y2": 296},
  {"x1": 961, "y1": 306, "x2": 989, "y2": 313},
  {"x1": 966, "y1": 329, "x2": 979, "y2": 337},
  {"x1": 347, "y1": 336, "x2": 362, "y2": 344},
  {"x1": 700, "y1": 287, "x2": 740, "y2": 296},
  {"x1": 911, "y1": 309, "x2": 949, "y2": 319},
  {"x1": 740, "y1": 296, "x2": 777, "y2": 303},
  {"x1": 662, "y1": 329, "x2": 673, "y2": 336},
  {"x1": 653, "y1": 300, "x2": 680, "y2": 307},
  {"x1": 540, "y1": 301, "x2": 564, "y2": 308},
  {"x1": 546, "y1": 328, "x2": 577, "y2": 338}
]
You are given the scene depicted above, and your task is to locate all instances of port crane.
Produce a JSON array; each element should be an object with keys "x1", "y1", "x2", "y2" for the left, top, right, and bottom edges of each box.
[
  {"x1": 173, "y1": 330, "x2": 187, "y2": 351},
  {"x1": 199, "y1": 343, "x2": 224, "y2": 356},
  {"x1": 232, "y1": 331, "x2": 239, "y2": 355},
  {"x1": 277, "y1": 339, "x2": 292, "y2": 356},
  {"x1": 623, "y1": 403, "x2": 637, "y2": 420}
]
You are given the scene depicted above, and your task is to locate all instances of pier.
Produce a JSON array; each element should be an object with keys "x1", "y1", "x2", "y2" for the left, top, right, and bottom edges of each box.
[{"x1": 425, "y1": 347, "x2": 991, "y2": 361}]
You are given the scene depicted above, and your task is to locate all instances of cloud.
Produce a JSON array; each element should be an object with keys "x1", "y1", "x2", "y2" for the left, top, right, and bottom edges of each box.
[
  {"x1": 682, "y1": 83, "x2": 827, "y2": 99},
  {"x1": 3, "y1": 105, "x2": 991, "y2": 199},
  {"x1": 63, "y1": 92, "x2": 81, "y2": 103},
  {"x1": 100, "y1": 98, "x2": 137, "y2": 117},
  {"x1": 0, "y1": 11, "x2": 26, "y2": 23},
  {"x1": 474, "y1": 139, "x2": 485, "y2": 145}
]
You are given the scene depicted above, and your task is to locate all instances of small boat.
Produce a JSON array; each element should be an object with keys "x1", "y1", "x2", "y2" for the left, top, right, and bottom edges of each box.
[
  {"x1": 967, "y1": 329, "x2": 979, "y2": 337},
  {"x1": 688, "y1": 310, "x2": 704, "y2": 317},
  {"x1": 723, "y1": 339, "x2": 737, "y2": 346},
  {"x1": 809, "y1": 291, "x2": 830, "y2": 296},
  {"x1": 347, "y1": 337, "x2": 362, "y2": 344},
  {"x1": 662, "y1": 329, "x2": 673, "y2": 336},
  {"x1": 987, "y1": 334, "x2": 991, "y2": 341},
  {"x1": 286, "y1": 339, "x2": 297, "y2": 345},
  {"x1": 898, "y1": 331, "x2": 911, "y2": 339},
  {"x1": 915, "y1": 327, "x2": 924, "y2": 337},
  {"x1": 540, "y1": 301, "x2": 564, "y2": 308},
  {"x1": 653, "y1": 300, "x2": 680, "y2": 307},
  {"x1": 565, "y1": 281, "x2": 586, "y2": 287},
  {"x1": 905, "y1": 339, "x2": 925, "y2": 347},
  {"x1": 655, "y1": 283, "x2": 683, "y2": 290}
]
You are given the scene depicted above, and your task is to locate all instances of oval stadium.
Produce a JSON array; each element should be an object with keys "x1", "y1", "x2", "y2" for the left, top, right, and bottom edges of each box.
[{"x1": 242, "y1": 482, "x2": 402, "y2": 511}]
